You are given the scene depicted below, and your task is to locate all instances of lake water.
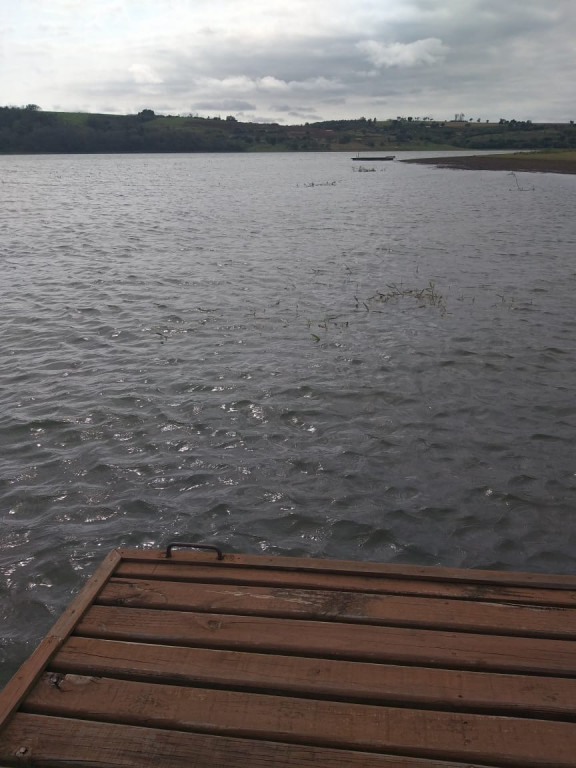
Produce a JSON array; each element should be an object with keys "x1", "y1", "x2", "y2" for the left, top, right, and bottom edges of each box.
[{"x1": 1, "y1": 151, "x2": 576, "y2": 685}]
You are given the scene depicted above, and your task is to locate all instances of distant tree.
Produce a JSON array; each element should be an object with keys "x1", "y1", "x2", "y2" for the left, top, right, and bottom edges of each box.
[
  {"x1": 86, "y1": 115, "x2": 111, "y2": 130},
  {"x1": 25, "y1": 104, "x2": 41, "y2": 111},
  {"x1": 137, "y1": 109, "x2": 155, "y2": 121}
]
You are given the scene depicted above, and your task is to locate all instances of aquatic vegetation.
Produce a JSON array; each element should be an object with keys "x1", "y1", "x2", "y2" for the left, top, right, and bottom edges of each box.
[
  {"x1": 508, "y1": 172, "x2": 535, "y2": 192},
  {"x1": 369, "y1": 280, "x2": 447, "y2": 314}
]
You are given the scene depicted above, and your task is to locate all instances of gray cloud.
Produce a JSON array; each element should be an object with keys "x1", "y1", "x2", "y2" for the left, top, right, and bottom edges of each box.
[
  {"x1": 3, "y1": 0, "x2": 575, "y2": 122},
  {"x1": 273, "y1": 104, "x2": 313, "y2": 113},
  {"x1": 285, "y1": 108, "x2": 322, "y2": 119},
  {"x1": 357, "y1": 38, "x2": 448, "y2": 68},
  {"x1": 191, "y1": 99, "x2": 257, "y2": 111}
]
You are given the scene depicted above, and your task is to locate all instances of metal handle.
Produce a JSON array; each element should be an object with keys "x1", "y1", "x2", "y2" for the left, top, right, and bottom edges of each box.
[{"x1": 166, "y1": 542, "x2": 224, "y2": 560}]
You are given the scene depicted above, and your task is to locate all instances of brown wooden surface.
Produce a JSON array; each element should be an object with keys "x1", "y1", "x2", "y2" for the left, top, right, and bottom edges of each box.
[
  {"x1": 118, "y1": 548, "x2": 576, "y2": 588},
  {"x1": 116, "y1": 560, "x2": 576, "y2": 606},
  {"x1": 0, "y1": 549, "x2": 121, "y2": 732},
  {"x1": 51, "y1": 635, "x2": 576, "y2": 718},
  {"x1": 77, "y1": 604, "x2": 576, "y2": 674},
  {"x1": 99, "y1": 577, "x2": 576, "y2": 638},
  {"x1": 3, "y1": 549, "x2": 576, "y2": 768},
  {"x1": 22, "y1": 673, "x2": 576, "y2": 767},
  {"x1": 0, "y1": 713, "x2": 494, "y2": 768}
]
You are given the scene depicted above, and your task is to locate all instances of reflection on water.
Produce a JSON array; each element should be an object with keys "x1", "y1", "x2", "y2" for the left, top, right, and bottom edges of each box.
[{"x1": 1, "y1": 151, "x2": 576, "y2": 684}]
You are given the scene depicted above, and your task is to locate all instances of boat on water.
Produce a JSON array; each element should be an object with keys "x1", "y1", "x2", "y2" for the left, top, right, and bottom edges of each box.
[
  {"x1": 352, "y1": 154, "x2": 395, "y2": 161},
  {"x1": 1, "y1": 541, "x2": 576, "y2": 767}
]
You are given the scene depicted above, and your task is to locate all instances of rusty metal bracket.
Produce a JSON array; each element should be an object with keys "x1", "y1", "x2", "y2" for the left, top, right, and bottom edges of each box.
[{"x1": 166, "y1": 542, "x2": 224, "y2": 560}]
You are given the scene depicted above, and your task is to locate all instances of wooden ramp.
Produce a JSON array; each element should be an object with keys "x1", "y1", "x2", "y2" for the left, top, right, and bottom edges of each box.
[{"x1": 1, "y1": 547, "x2": 576, "y2": 767}]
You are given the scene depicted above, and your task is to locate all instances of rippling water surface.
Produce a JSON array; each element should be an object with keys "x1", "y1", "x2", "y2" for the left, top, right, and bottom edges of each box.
[{"x1": 2, "y1": 151, "x2": 576, "y2": 683}]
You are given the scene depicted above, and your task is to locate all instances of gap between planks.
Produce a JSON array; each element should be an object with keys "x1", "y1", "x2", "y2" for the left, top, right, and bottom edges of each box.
[
  {"x1": 0, "y1": 713, "x2": 502, "y2": 768},
  {"x1": 116, "y1": 550, "x2": 576, "y2": 590},
  {"x1": 49, "y1": 636, "x2": 576, "y2": 720},
  {"x1": 19, "y1": 674, "x2": 576, "y2": 768},
  {"x1": 114, "y1": 561, "x2": 576, "y2": 608},
  {"x1": 75, "y1": 605, "x2": 576, "y2": 676},
  {"x1": 98, "y1": 577, "x2": 576, "y2": 639}
]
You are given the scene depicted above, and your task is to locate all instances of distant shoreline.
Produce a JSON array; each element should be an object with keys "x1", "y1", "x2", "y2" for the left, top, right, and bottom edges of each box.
[
  {"x1": 2, "y1": 107, "x2": 576, "y2": 155},
  {"x1": 401, "y1": 151, "x2": 576, "y2": 175}
]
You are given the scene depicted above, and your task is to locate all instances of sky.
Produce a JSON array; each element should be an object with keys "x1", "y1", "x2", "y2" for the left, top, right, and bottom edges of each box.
[{"x1": 1, "y1": 0, "x2": 574, "y2": 124}]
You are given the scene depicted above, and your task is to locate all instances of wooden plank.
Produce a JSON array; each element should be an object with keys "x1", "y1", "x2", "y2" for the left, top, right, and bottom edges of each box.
[
  {"x1": 0, "y1": 549, "x2": 121, "y2": 732},
  {"x1": 22, "y1": 674, "x2": 576, "y2": 767},
  {"x1": 77, "y1": 605, "x2": 576, "y2": 675},
  {"x1": 0, "y1": 714, "x2": 492, "y2": 768},
  {"x1": 118, "y1": 549, "x2": 576, "y2": 589},
  {"x1": 99, "y1": 578, "x2": 576, "y2": 638},
  {"x1": 52, "y1": 636, "x2": 576, "y2": 718},
  {"x1": 115, "y1": 561, "x2": 576, "y2": 607}
]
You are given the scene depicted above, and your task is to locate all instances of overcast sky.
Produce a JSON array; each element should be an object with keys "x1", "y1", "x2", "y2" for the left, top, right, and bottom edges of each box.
[{"x1": 1, "y1": 0, "x2": 574, "y2": 123}]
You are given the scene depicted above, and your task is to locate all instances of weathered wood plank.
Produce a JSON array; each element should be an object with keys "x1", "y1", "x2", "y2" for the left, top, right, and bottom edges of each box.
[
  {"x1": 118, "y1": 549, "x2": 576, "y2": 589},
  {"x1": 0, "y1": 549, "x2": 121, "y2": 731},
  {"x1": 77, "y1": 605, "x2": 576, "y2": 674},
  {"x1": 99, "y1": 578, "x2": 576, "y2": 638},
  {"x1": 0, "y1": 713, "x2": 493, "y2": 768},
  {"x1": 23, "y1": 674, "x2": 576, "y2": 767},
  {"x1": 115, "y1": 561, "x2": 576, "y2": 607},
  {"x1": 52, "y1": 636, "x2": 576, "y2": 718}
]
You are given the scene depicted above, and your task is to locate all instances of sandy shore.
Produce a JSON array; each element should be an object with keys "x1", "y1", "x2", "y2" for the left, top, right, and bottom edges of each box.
[{"x1": 402, "y1": 152, "x2": 576, "y2": 175}]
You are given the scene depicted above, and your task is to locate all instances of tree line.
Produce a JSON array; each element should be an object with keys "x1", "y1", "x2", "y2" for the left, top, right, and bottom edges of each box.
[{"x1": 1, "y1": 106, "x2": 575, "y2": 154}]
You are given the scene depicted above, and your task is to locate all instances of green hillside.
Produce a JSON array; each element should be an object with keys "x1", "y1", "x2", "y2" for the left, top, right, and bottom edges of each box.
[{"x1": 1, "y1": 106, "x2": 575, "y2": 154}]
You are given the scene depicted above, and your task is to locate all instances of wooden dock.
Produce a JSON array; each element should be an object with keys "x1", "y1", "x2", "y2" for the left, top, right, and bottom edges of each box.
[{"x1": 1, "y1": 546, "x2": 576, "y2": 767}]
